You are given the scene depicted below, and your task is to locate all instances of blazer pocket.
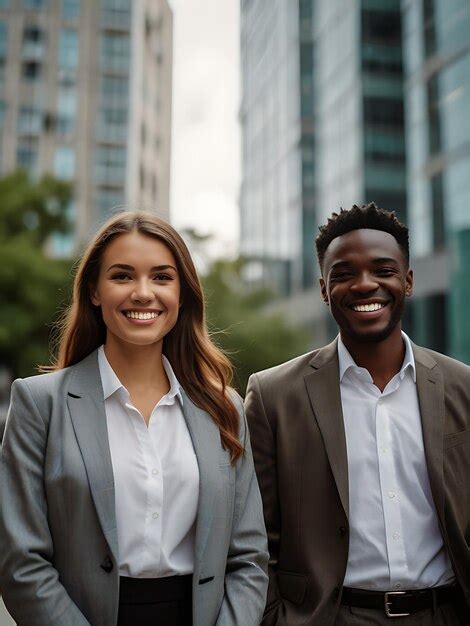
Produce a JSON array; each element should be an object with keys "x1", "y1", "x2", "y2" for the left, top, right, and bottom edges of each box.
[
  {"x1": 444, "y1": 428, "x2": 470, "y2": 450},
  {"x1": 278, "y1": 570, "x2": 308, "y2": 605}
]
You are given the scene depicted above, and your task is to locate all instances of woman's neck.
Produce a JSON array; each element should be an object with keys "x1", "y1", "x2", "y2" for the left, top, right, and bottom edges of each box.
[{"x1": 103, "y1": 337, "x2": 168, "y2": 393}]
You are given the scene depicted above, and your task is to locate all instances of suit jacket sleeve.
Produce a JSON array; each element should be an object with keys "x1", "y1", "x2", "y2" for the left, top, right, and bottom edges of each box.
[
  {"x1": 245, "y1": 373, "x2": 289, "y2": 626},
  {"x1": 215, "y1": 394, "x2": 269, "y2": 626},
  {"x1": 0, "y1": 379, "x2": 90, "y2": 626}
]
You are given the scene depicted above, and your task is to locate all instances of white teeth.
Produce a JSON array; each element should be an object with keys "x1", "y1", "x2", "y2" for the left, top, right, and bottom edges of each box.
[
  {"x1": 352, "y1": 303, "x2": 385, "y2": 312},
  {"x1": 125, "y1": 311, "x2": 161, "y2": 320}
]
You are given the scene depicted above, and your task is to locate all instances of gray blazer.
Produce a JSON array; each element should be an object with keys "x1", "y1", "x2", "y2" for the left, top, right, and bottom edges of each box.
[{"x1": 0, "y1": 350, "x2": 268, "y2": 626}]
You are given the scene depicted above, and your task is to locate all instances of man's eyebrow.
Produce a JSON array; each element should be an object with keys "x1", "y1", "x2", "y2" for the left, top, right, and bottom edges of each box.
[
  {"x1": 106, "y1": 263, "x2": 177, "y2": 272},
  {"x1": 371, "y1": 257, "x2": 399, "y2": 265}
]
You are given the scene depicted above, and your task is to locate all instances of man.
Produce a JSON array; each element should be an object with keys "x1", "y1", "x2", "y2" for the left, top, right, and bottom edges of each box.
[{"x1": 245, "y1": 203, "x2": 470, "y2": 625}]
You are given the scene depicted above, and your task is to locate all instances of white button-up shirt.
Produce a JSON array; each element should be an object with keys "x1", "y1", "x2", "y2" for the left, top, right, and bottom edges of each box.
[
  {"x1": 339, "y1": 333, "x2": 454, "y2": 590},
  {"x1": 98, "y1": 346, "x2": 199, "y2": 578}
]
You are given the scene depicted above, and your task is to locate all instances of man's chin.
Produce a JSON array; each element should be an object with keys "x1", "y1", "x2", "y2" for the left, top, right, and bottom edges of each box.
[{"x1": 342, "y1": 322, "x2": 399, "y2": 344}]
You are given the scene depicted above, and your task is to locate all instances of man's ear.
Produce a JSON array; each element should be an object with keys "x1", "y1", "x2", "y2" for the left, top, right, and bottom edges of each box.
[
  {"x1": 405, "y1": 269, "x2": 413, "y2": 297},
  {"x1": 319, "y1": 277, "x2": 329, "y2": 305}
]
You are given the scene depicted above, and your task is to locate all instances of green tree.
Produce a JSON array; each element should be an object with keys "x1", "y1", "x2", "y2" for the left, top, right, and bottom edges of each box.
[
  {"x1": 203, "y1": 258, "x2": 309, "y2": 395},
  {"x1": 0, "y1": 170, "x2": 73, "y2": 379}
]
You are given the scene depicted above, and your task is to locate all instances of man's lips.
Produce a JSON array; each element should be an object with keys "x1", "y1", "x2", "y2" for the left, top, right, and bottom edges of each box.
[{"x1": 346, "y1": 300, "x2": 391, "y2": 316}]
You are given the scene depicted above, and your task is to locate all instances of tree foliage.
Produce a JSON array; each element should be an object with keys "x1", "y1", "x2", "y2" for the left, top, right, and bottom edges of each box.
[
  {"x1": 203, "y1": 258, "x2": 309, "y2": 395},
  {"x1": 0, "y1": 170, "x2": 73, "y2": 379}
]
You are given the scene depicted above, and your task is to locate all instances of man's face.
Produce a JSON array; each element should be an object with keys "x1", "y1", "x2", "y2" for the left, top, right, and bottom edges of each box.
[{"x1": 319, "y1": 229, "x2": 413, "y2": 343}]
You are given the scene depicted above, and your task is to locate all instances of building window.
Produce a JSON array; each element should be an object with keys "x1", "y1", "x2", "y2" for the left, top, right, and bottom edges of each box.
[
  {"x1": 0, "y1": 21, "x2": 7, "y2": 58},
  {"x1": 61, "y1": 0, "x2": 80, "y2": 20},
  {"x1": 57, "y1": 87, "x2": 76, "y2": 133},
  {"x1": 96, "y1": 187, "x2": 125, "y2": 218},
  {"x1": 16, "y1": 139, "x2": 38, "y2": 173},
  {"x1": 54, "y1": 146, "x2": 75, "y2": 179},
  {"x1": 18, "y1": 106, "x2": 42, "y2": 134},
  {"x1": 24, "y1": 0, "x2": 47, "y2": 9},
  {"x1": 101, "y1": 0, "x2": 131, "y2": 27},
  {"x1": 0, "y1": 100, "x2": 6, "y2": 128},
  {"x1": 96, "y1": 146, "x2": 126, "y2": 183},
  {"x1": 97, "y1": 76, "x2": 128, "y2": 141},
  {"x1": 22, "y1": 25, "x2": 46, "y2": 60},
  {"x1": 22, "y1": 60, "x2": 41, "y2": 80},
  {"x1": 58, "y1": 28, "x2": 78, "y2": 70},
  {"x1": 100, "y1": 33, "x2": 130, "y2": 73}
]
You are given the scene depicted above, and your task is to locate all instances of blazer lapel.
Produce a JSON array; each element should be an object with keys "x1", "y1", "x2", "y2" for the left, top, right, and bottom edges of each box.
[
  {"x1": 66, "y1": 351, "x2": 118, "y2": 563},
  {"x1": 413, "y1": 345, "x2": 446, "y2": 526},
  {"x1": 180, "y1": 391, "x2": 220, "y2": 578},
  {"x1": 304, "y1": 339, "x2": 349, "y2": 519}
]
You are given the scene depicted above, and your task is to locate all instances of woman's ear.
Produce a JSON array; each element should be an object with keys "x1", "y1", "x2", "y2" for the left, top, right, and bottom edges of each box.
[{"x1": 90, "y1": 287, "x2": 100, "y2": 307}]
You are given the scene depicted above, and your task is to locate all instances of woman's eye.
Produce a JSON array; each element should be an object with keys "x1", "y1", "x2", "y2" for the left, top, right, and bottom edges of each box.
[
  {"x1": 111, "y1": 273, "x2": 131, "y2": 280},
  {"x1": 153, "y1": 273, "x2": 172, "y2": 281}
]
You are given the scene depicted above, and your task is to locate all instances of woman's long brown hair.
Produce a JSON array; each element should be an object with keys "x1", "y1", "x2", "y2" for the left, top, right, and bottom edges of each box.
[{"x1": 46, "y1": 211, "x2": 243, "y2": 463}]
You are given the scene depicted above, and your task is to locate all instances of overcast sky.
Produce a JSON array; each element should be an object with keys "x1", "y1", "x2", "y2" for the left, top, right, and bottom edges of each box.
[{"x1": 168, "y1": 0, "x2": 240, "y2": 258}]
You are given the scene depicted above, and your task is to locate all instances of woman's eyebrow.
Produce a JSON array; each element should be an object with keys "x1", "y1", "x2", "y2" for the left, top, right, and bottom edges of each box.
[{"x1": 106, "y1": 263, "x2": 177, "y2": 272}]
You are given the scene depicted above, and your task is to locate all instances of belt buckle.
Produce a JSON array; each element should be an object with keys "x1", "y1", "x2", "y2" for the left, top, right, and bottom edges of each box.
[{"x1": 384, "y1": 591, "x2": 410, "y2": 618}]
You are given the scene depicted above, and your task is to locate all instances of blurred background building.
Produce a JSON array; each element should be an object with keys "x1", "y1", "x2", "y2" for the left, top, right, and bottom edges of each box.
[
  {"x1": 239, "y1": 0, "x2": 470, "y2": 362},
  {"x1": 0, "y1": 0, "x2": 172, "y2": 254},
  {"x1": 402, "y1": 0, "x2": 470, "y2": 362}
]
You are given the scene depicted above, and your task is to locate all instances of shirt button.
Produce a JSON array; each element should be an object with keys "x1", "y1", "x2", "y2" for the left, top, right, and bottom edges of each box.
[
  {"x1": 381, "y1": 447, "x2": 388, "y2": 453},
  {"x1": 152, "y1": 468, "x2": 158, "y2": 475},
  {"x1": 152, "y1": 512, "x2": 159, "y2": 520},
  {"x1": 388, "y1": 491, "x2": 396, "y2": 499},
  {"x1": 395, "y1": 583, "x2": 402, "y2": 590},
  {"x1": 392, "y1": 532, "x2": 399, "y2": 540}
]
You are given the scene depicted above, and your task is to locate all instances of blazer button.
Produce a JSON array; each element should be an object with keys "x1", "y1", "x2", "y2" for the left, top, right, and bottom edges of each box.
[
  {"x1": 100, "y1": 556, "x2": 113, "y2": 573},
  {"x1": 339, "y1": 526, "x2": 347, "y2": 536}
]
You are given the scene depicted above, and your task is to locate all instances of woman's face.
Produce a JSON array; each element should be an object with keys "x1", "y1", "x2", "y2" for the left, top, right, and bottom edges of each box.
[{"x1": 91, "y1": 230, "x2": 181, "y2": 349}]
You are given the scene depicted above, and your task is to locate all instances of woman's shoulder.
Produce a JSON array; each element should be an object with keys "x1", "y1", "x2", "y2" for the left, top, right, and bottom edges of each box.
[{"x1": 11, "y1": 357, "x2": 90, "y2": 408}]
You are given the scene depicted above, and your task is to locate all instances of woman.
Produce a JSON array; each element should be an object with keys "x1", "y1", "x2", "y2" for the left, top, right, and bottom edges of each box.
[{"x1": 0, "y1": 211, "x2": 268, "y2": 626}]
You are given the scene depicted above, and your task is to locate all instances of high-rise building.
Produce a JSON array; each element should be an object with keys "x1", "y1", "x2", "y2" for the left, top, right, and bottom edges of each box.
[
  {"x1": 240, "y1": 0, "x2": 406, "y2": 341},
  {"x1": 402, "y1": 0, "x2": 470, "y2": 362},
  {"x1": 239, "y1": 0, "x2": 315, "y2": 295},
  {"x1": 0, "y1": 0, "x2": 172, "y2": 253}
]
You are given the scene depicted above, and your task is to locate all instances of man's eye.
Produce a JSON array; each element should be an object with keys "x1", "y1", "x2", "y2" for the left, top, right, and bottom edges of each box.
[
  {"x1": 332, "y1": 272, "x2": 352, "y2": 280},
  {"x1": 377, "y1": 268, "x2": 395, "y2": 276}
]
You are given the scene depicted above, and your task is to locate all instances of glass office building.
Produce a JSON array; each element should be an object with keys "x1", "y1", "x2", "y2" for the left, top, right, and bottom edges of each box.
[
  {"x1": 402, "y1": 0, "x2": 470, "y2": 361},
  {"x1": 240, "y1": 0, "x2": 406, "y2": 304},
  {"x1": 0, "y1": 0, "x2": 172, "y2": 254}
]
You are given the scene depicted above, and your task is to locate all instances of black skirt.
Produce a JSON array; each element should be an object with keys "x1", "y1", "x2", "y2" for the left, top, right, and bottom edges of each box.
[{"x1": 117, "y1": 574, "x2": 193, "y2": 626}]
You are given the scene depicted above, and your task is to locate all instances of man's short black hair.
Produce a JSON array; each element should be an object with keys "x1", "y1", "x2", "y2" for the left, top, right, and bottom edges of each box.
[{"x1": 315, "y1": 202, "x2": 409, "y2": 271}]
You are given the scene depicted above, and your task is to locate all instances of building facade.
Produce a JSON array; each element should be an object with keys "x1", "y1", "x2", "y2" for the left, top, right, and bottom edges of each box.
[
  {"x1": 0, "y1": 0, "x2": 172, "y2": 253},
  {"x1": 402, "y1": 0, "x2": 470, "y2": 362},
  {"x1": 240, "y1": 0, "x2": 406, "y2": 341}
]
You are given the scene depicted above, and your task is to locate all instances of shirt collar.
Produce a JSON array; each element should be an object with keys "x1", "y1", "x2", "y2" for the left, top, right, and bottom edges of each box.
[
  {"x1": 97, "y1": 345, "x2": 183, "y2": 403},
  {"x1": 337, "y1": 331, "x2": 416, "y2": 383}
]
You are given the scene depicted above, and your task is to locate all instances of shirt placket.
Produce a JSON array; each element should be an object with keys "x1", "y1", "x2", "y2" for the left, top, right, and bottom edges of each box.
[
  {"x1": 127, "y1": 402, "x2": 164, "y2": 574},
  {"x1": 375, "y1": 389, "x2": 408, "y2": 590}
]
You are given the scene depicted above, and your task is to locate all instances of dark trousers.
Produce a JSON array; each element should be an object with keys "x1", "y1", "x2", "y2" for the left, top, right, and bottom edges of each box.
[{"x1": 117, "y1": 575, "x2": 192, "y2": 626}]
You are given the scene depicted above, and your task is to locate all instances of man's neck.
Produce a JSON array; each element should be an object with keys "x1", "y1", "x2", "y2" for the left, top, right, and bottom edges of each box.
[{"x1": 340, "y1": 325, "x2": 406, "y2": 392}]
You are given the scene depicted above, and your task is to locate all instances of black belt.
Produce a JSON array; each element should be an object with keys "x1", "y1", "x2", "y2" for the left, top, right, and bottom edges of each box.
[{"x1": 341, "y1": 585, "x2": 457, "y2": 618}]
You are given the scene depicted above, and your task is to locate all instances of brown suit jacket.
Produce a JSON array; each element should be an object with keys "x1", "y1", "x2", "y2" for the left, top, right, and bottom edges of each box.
[{"x1": 245, "y1": 339, "x2": 470, "y2": 625}]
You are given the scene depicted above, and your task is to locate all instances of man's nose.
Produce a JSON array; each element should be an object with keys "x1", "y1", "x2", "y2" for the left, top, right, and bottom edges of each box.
[{"x1": 350, "y1": 272, "x2": 379, "y2": 293}]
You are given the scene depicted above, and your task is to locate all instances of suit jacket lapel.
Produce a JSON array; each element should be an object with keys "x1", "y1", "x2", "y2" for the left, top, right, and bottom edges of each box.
[
  {"x1": 66, "y1": 351, "x2": 119, "y2": 563},
  {"x1": 304, "y1": 339, "x2": 349, "y2": 519},
  {"x1": 413, "y1": 344, "x2": 446, "y2": 525},
  {"x1": 180, "y1": 391, "x2": 220, "y2": 577}
]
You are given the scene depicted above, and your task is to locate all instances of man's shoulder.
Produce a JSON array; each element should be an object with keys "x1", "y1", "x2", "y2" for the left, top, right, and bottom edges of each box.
[
  {"x1": 251, "y1": 340, "x2": 337, "y2": 387},
  {"x1": 413, "y1": 343, "x2": 470, "y2": 379}
]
